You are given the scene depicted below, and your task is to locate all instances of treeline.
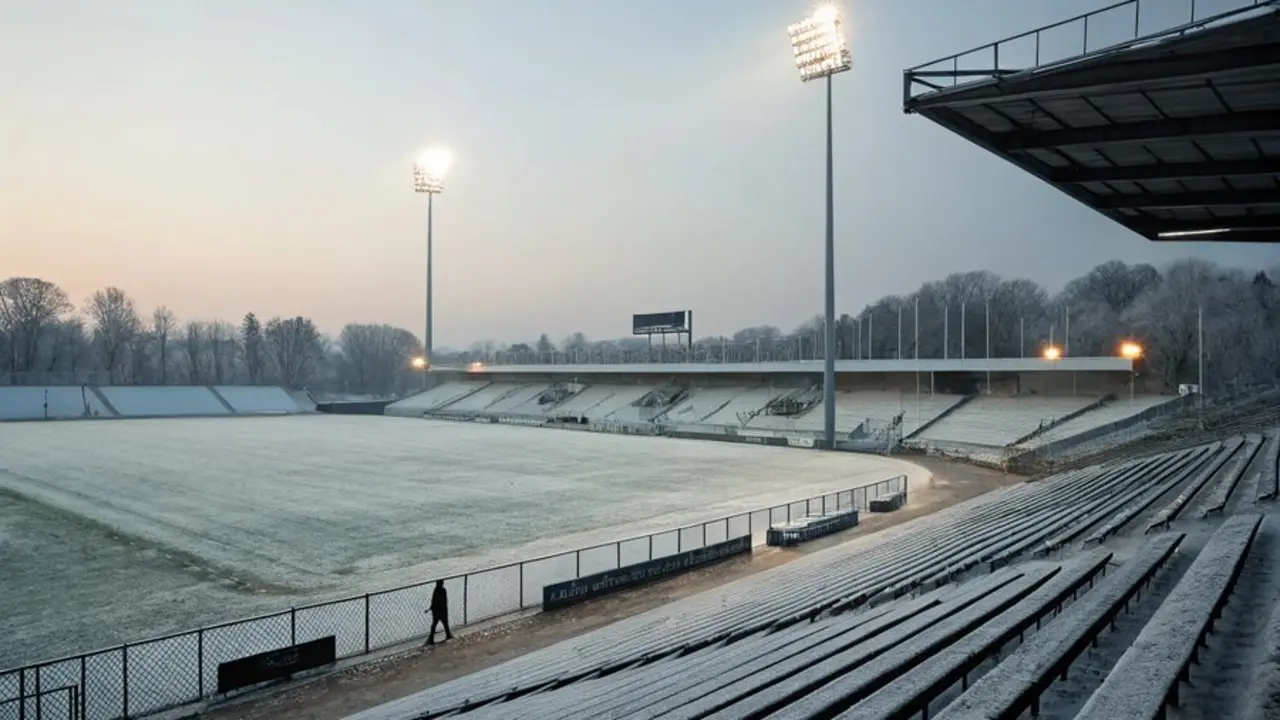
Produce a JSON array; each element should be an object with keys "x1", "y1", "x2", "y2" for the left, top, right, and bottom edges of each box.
[
  {"x1": 451, "y1": 259, "x2": 1280, "y2": 396},
  {"x1": 0, "y1": 279, "x2": 423, "y2": 397},
  {"x1": 4, "y1": 258, "x2": 1276, "y2": 397}
]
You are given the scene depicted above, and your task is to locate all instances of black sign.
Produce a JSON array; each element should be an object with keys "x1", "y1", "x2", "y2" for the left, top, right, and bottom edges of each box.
[
  {"x1": 216, "y1": 636, "x2": 337, "y2": 694},
  {"x1": 767, "y1": 510, "x2": 859, "y2": 547},
  {"x1": 543, "y1": 535, "x2": 751, "y2": 611},
  {"x1": 633, "y1": 311, "x2": 689, "y2": 335},
  {"x1": 869, "y1": 492, "x2": 906, "y2": 512}
]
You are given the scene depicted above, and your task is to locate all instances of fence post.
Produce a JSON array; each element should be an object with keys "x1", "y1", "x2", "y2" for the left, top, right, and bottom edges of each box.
[
  {"x1": 364, "y1": 594, "x2": 371, "y2": 653},
  {"x1": 18, "y1": 666, "x2": 24, "y2": 720},
  {"x1": 122, "y1": 644, "x2": 129, "y2": 720},
  {"x1": 80, "y1": 655, "x2": 87, "y2": 720},
  {"x1": 702, "y1": 522, "x2": 707, "y2": 548},
  {"x1": 616, "y1": 541, "x2": 621, "y2": 569},
  {"x1": 576, "y1": 551, "x2": 581, "y2": 578},
  {"x1": 462, "y1": 575, "x2": 469, "y2": 624},
  {"x1": 197, "y1": 628, "x2": 205, "y2": 698},
  {"x1": 649, "y1": 533, "x2": 653, "y2": 560},
  {"x1": 519, "y1": 563, "x2": 525, "y2": 608},
  {"x1": 291, "y1": 607, "x2": 297, "y2": 645}
]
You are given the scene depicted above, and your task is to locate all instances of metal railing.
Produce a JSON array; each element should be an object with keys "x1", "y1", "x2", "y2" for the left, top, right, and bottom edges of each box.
[
  {"x1": 0, "y1": 685, "x2": 80, "y2": 720},
  {"x1": 904, "y1": 0, "x2": 1276, "y2": 103},
  {"x1": 0, "y1": 474, "x2": 906, "y2": 720}
]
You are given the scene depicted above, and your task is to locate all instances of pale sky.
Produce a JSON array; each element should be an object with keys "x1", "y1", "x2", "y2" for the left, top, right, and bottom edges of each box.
[{"x1": 3, "y1": 0, "x2": 1277, "y2": 348}]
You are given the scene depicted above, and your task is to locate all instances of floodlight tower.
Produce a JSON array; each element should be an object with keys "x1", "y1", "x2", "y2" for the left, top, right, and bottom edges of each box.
[
  {"x1": 788, "y1": 4, "x2": 852, "y2": 449},
  {"x1": 413, "y1": 146, "x2": 454, "y2": 377}
]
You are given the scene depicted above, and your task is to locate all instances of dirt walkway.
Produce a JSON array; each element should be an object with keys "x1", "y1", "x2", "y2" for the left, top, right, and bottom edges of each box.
[{"x1": 200, "y1": 459, "x2": 1019, "y2": 720}]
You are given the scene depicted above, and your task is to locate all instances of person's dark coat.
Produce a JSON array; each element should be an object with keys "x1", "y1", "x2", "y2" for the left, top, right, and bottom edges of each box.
[{"x1": 431, "y1": 583, "x2": 448, "y2": 616}]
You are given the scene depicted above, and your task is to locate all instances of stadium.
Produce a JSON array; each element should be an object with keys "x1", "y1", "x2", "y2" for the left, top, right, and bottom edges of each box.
[{"x1": 3, "y1": 1, "x2": 1280, "y2": 719}]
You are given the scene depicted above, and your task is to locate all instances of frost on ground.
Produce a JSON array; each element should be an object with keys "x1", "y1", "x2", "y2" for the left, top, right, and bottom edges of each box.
[{"x1": 0, "y1": 415, "x2": 923, "y2": 668}]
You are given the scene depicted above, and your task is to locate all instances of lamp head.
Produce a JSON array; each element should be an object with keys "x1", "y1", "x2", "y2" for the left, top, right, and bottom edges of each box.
[
  {"x1": 788, "y1": 3, "x2": 852, "y2": 82},
  {"x1": 413, "y1": 146, "x2": 453, "y2": 193}
]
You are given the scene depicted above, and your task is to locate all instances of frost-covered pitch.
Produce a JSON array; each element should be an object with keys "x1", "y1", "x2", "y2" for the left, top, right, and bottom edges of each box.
[{"x1": 0, "y1": 415, "x2": 920, "y2": 668}]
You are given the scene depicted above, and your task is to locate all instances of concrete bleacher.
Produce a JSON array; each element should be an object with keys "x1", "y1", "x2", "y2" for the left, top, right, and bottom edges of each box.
[
  {"x1": 96, "y1": 386, "x2": 231, "y2": 417},
  {"x1": 917, "y1": 395, "x2": 1099, "y2": 448},
  {"x1": 479, "y1": 383, "x2": 552, "y2": 415},
  {"x1": 436, "y1": 382, "x2": 527, "y2": 413},
  {"x1": 660, "y1": 387, "x2": 754, "y2": 425},
  {"x1": 0, "y1": 386, "x2": 114, "y2": 420},
  {"x1": 382, "y1": 378, "x2": 1153, "y2": 455},
  {"x1": 349, "y1": 435, "x2": 1255, "y2": 720},
  {"x1": 698, "y1": 387, "x2": 784, "y2": 427},
  {"x1": 1021, "y1": 395, "x2": 1173, "y2": 448},
  {"x1": 288, "y1": 390, "x2": 317, "y2": 412},
  {"x1": 746, "y1": 391, "x2": 964, "y2": 437},
  {"x1": 590, "y1": 385, "x2": 662, "y2": 422},
  {"x1": 383, "y1": 381, "x2": 490, "y2": 417},
  {"x1": 211, "y1": 386, "x2": 303, "y2": 414},
  {"x1": 2, "y1": 385, "x2": 311, "y2": 420}
]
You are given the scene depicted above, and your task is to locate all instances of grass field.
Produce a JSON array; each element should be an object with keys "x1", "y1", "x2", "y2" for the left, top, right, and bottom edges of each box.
[{"x1": 0, "y1": 415, "x2": 922, "y2": 668}]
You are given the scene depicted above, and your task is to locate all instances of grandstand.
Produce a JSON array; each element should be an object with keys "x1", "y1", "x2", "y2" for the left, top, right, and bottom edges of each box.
[
  {"x1": 350, "y1": 428, "x2": 1279, "y2": 719},
  {"x1": 382, "y1": 356, "x2": 1183, "y2": 465}
]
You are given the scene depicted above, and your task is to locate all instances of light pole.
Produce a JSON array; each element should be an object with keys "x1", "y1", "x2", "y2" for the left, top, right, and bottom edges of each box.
[
  {"x1": 413, "y1": 146, "x2": 454, "y2": 381},
  {"x1": 789, "y1": 3, "x2": 851, "y2": 450},
  {"x1": 1121, "y1": 341, "x2": 1143, "y2": 404}
]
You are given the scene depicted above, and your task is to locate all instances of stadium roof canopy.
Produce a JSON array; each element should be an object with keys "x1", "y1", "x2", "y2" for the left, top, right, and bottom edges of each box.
[{"x1": 903, "y1": 0, "x2": 1280, "y2": 243}]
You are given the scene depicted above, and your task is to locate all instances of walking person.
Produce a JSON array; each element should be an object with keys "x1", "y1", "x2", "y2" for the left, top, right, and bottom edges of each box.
[{"x1": 426, "y1": 579, "x2": 453, "y2": 645}]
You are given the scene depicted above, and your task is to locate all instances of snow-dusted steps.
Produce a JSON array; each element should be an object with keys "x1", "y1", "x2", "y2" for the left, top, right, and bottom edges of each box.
[
  {"x1": 346, "y1": 441, "x2": 1222, "y2": 720},
  {"x1": 210, "y1": 385, "x2": 301, "y2": 414},
  {"x1": 382, "y1": 380, "x2": 489, "y2": 416},
  {"x1": 1147, "y1": 437, "x2": 1244, "y2": 531},
  {"x1": 1076, "y1": 513, "x2": 1264, "y2": 720},
  {"x1": 935, "y1": 532, "x2": 1186, "y2": 720}
]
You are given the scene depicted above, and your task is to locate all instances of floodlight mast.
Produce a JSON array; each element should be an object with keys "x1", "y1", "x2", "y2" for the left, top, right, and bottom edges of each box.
[
  {"x1": 414, "y1": 147, "x2": 453, "y2": 387},
  {"x1": 788, "y1": 4, "x2": 851, "y2": 450}
]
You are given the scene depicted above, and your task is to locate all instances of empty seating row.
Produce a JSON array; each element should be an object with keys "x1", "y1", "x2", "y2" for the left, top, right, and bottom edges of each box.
[
  {"x1": 1077, "y1": 514, "x2": 1263, "y2": 719},
  {"x1": 917, "y1": 396, "x2": 1099, "y2": 448},
  {"x1": 348, "y1": 445, "x2": 1198, "y2": 719}
]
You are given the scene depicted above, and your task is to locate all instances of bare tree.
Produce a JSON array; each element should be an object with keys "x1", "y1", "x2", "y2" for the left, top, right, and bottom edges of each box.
[
  {"x1": 152, "y1": 306, "x2": 177, "y2": 385},
  {"x1": 0, "y1": 277, "x2": 73, "y2": 383},
  {"x1": 184, "y1": 321, "x2": 207, "y2": 384},
  {"x1": 85, "y1": 287, "x2": 141, "y2": 385},
  {"x1": 338, "y1": 323, "x2": 422, "y2": 396},
  {"x1": 207, "y1": 320, "x2": 239, "y2": 384},
  {"x1": 264, "y1": 316, "x2": 324, "y2": 389}
]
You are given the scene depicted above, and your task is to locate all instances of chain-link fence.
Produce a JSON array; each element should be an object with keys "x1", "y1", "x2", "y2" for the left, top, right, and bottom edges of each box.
[{"x1": 0, "y1": 474, "x2": 906, "y2": 720}]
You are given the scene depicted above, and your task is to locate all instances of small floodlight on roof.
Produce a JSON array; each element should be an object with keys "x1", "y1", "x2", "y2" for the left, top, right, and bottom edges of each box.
[{"x1": 788, "y1": 4, "x2": 852, "y2": 83}]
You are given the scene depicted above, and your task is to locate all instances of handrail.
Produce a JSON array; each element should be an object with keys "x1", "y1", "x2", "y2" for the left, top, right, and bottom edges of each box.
[{"x1": 904, "y1": 0, "x2": 1277, "y2": 103}]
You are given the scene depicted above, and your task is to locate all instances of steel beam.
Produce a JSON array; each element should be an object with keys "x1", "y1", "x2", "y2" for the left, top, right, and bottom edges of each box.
[
  {"x1": 1131, "y1": 214, "x2": 1280, "y2": 235},
  {"x1": 998, "y1": 110, "x2": 1280, "y2": 151},
  {"x1": 1097, "y1": 188, "x2": 1280, "y2": 210},
  {"x1": 1053, "y1": 158, "x2": 1280, "y2": 183}
]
